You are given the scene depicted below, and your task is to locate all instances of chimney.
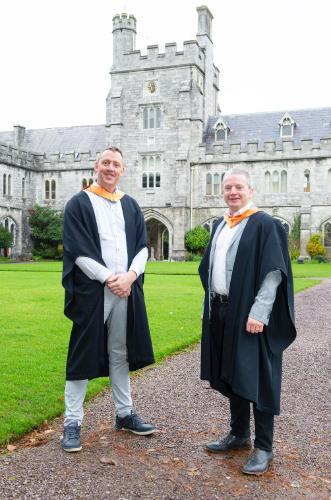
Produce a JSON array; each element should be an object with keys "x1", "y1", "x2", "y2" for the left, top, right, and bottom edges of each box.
[{"x1": 13, "y1": 125, "x2": 26, "y2": 148}]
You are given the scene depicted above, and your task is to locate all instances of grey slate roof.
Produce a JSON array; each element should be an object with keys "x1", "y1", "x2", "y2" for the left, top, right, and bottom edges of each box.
[
  {"x1": 0, "y1": 124, "x2": 106, "y2": 156},
  {"x1": 204, "y1": 107, "x2": 331, "y2": 150}
]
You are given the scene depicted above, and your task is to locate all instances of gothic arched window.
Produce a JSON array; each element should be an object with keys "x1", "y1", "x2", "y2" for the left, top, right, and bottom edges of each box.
[
  {"x1": 148, "y1": 173, "x2": 154, "y2": 188},
  {"x1": 88, "y1": 178, "x2": 94, "y2": 186},
  {"x1": 265, "y1": 171, "x2": 271, "y2": 193},
  {"x1": 279, "y1": 112, "x2": 295, "y2": 138},
  {"x1": 82, "y1": 178, "x2": 88, "y2": 189},
  {"x1": 213, "y1": 173, "x2": 220, "y2": 195},
  {"x1": 272, "y1": 171, "x2": 279, "y2": 193},
  {"x1": 45, "y1": 180, "x2": 50, "y2": 199},
  {"x1": 7, "y1": 175, "x2": 11, "y2": 195},
  {"x1": 280, "y1": 170, "x2": 287, "y2": 193},
  {"x1": 3, "y1": 174, "x2": 6, "y2": 195},
  {"x1": 155, "y1": 173, "x2": 161, "y2": 188},
  {"x1": 323, "y1": 222, "x2": 331, "y2": 247},
  {"x1": 304, "y1": 170, "x2": 310, "y2": 192},
  {"x1": 142, "y1": 173, "x2": 147, "y2": 188},
  {"x1": 22, "y1": 177, "x2": 25, "y2": 198},
  {"x1": 206, "y1": 173, "x2": 212, "y2": 195},
  {"x1": 51, "y1": 180, "x2": 56, "y2": 200}
]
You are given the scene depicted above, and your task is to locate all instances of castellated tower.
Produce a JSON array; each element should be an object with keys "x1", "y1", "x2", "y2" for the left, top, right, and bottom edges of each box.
[
  {"x1": 112, "y1": 13, "x2": 137, "y2": 64},
  {"x1": 106, "y1": 7, "x2": 220, "y2": 259}
]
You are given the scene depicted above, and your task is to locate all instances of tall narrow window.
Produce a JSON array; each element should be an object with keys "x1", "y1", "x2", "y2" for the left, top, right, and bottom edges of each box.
[
  {"x1": 304, "y1": 170, "x2": 310, "y2": 192},
  {"x1": 155, "y1": 156, "x2": 161, "y2": 168},
  {"x1": 5, "y1": 218, "x2": 9, "y2": 230},
  {"x1": 328, "y1": 169, "x2": 331, "y2": 192},
  {"x1": 82, "y1": 178, "x2": 88, "y2": 189},
  {"x1": 272, "y1": 171, "x2": 279, "y2": 193},
  {"x1": 155, "y1": 108, "x2": 161, "y2": 128},
  {"x1": 142, "y1": 156, "x2": 147, "y2": 169},
  {"x1": 143, "y1": 108, "x2": 148, "y2": 129},
  {"x1": 149, "y1": 156, "x2": 155, "y2": 169},
  {"x1": 89, "y1": 178, "x2": 94, "y2": 186},
  {"x1": 206, "y1": 173, "x2": 212, "y2": 195},
  {"x1": 142, "y1": 173, "x2": 147, "y2": 188},
  {"x1": 155, "y1": 173, "x2": 161, "y2": 187},
  {"x1": 22, "y1": 178, "x2": 25, "y2": 198},
  {"x1": 149, "y1": 107, "x2": 155, "y2": 129},
  {"x1": 7, "y1": 175, "x2": 11, "y2": 195},
  {"x1": 45, "y1": 180, "x2": 50, "y2": 199},
  {"x1": 324, "y1": 222, "x2": 331, "y2": 247},
  {"x1": 3, "y1": 174, "x2": 6, "y2": 195},
  {"x1": 10, "y1": 223, "x2": 15, "y2": 245},
  {"x1": 280, "y1": 170, "x2": 287, "y2": 193},
  {"x1": 213, "y1": 173, "x2": 220, "y2": 195},
  {"x1": 51, "y1": 180, "x2": 56, "y2": 200},
  {"x1": 148, "y1": 173, "x2": 154, "y2": 188},
  {"x1": 265, "y1": 171, "x2": 271, "y2": 193}
]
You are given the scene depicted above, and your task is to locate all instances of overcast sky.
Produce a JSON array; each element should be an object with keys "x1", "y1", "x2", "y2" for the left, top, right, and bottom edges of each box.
[{"x1": 0, "y1": 0, "x2": 330, "y2": 131}]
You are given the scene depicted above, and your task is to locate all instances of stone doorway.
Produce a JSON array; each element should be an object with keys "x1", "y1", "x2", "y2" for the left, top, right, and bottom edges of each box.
[{"x1": 146, "y1": 218, "x2": 169, "y2": 260}]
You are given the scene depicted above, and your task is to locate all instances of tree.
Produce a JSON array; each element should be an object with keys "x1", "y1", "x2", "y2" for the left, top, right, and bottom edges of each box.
[
  {"x1": 0, "y1": 225, "x2": 13, "y2": 257},
  {"x1": 28, "y1": 205, "x2": 64, "y2": 258},
  {"x1": 185, "y1": 226, "x2": 210, "y2": 255},
  {"x1": 288, "y1": 214, "x2": 301, "y2": 260},
  {"x1": 306, "y1": 233, "x2": 326, "y2": 259}
]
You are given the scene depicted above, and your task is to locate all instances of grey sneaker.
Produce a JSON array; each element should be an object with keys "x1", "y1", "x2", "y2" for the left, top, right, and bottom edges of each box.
[
  {"x1": 61, "y1": 422, "x2": 82, "y2": 452},
  {"x1": 115, "y1": 411, "x2": 155, "y2": 435}
]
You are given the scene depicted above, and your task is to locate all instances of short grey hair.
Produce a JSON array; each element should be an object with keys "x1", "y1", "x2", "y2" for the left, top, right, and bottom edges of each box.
[{"x1": 223, "y1": 168, "x2": 251, "y2": 188}]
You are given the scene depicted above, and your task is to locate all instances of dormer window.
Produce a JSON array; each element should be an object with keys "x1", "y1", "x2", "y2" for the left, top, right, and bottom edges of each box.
[
  {"x1": 214, "y1": 118, "x2": 229, "y2": 142},
  {"x1": 279, "y1": 112, "x2": 295, "y2": 138}
]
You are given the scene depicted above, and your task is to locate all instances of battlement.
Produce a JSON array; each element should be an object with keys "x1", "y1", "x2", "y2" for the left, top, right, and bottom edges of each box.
[
  {"x1": 111, "y1": 39, "x2": 205, "y2": 72},
  {"x1": 112, "y1": 13, "x2": 137, "y2": 33},
  {"x1": 0, "y1": 142, "x2": 42, "y2": 169},
  {"x1": 198, "y1": 136, "x2": 331, "y2": 162},
  {"x1": 0, "y1": 142, "x2": 99, "y2": 171}
]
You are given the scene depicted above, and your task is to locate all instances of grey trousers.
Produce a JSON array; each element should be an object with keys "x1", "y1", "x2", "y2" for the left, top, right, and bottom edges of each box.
[{"x1": 64, "y1": 293, "x2": 132, "y2": 426}]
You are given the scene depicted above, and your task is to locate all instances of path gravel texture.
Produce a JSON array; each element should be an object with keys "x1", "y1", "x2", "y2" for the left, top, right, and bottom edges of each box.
[{"x1": 0, "y1": 280, "x2": 330, "y2": 499}]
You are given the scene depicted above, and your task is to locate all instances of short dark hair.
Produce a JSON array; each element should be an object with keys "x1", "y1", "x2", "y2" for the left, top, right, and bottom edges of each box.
[{"x1": 104, "y1": 146, "x2": 123, "y2": 157}]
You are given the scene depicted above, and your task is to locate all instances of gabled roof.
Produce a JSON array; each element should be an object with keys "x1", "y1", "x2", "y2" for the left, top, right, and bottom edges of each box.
[
  {"x1": 204, "y1": 107, "x2": 331, "y2": 149},
  {"x1": 0, "y1": 124, "x2": 106, "y2": 156}
]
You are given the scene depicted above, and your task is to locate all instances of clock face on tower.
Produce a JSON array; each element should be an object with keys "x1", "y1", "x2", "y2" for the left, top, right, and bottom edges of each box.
[{"x1": 147, "y1": 80, "x2": 157, "y2": 94}]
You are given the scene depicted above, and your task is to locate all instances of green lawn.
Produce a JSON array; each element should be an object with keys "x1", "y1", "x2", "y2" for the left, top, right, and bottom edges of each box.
[{"x1": 0, "y1": 259, "x2": 328, "y2": 445}]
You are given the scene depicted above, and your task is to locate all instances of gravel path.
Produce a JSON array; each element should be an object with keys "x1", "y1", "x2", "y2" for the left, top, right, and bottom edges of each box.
[{"x1": 0, "y1": 280, "x2": 330, "y2": 499}]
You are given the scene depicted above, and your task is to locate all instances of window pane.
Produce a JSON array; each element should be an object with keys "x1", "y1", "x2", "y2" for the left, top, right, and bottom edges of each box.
[
  {"x1": 281, "y1": 170, "x2": 287, "y2": 192},
  {"x1": 7, "y1": 175, "x2": 11, "y2": 195},
  {"x1": 155, "y1": 108, "x2": 161, "y2": 128},
  {"x1": 45, "y1": 180, "x2": 50, "y2": 199},
  {"x1": 304, "y1": 170, "x2": 310, "y2": 192},
  {"x1": 82, "y1": 178, "x2": 87, "y2": 189},
  {"x1": 142, "y1": 173, "x2": 147, "y2": 188},
  {"x1": 265, "y1": 172, "x2": 271, "y2": 193},
  {"x1": 149, "y1": 108, "x2": 155, "y2": 129},
  {"x1": 149, "y1": 173, "x2": 154, "y2": 188},
  {"x1": 89, "y1": 178, "x2": 94, "y2": 186},
  {"x1": 155, "y1": 173, "x2": 160, "y2": 187},
  {"x1": 143, "y1": 108, "x2": 148, "y2": 129},
  {"x1": 206, "y1": 173, "x2": 212, "y2": 195},
  {"x1": 51, "y1": 180, "x2": 56, "y2": 199},
  {"x1": 3, "y1": 174, "x2": 6, "y2": 195},
  {"x1": 272, "y1": 171, "x2": 279, "y2": 193},
  {"x1": 213, "y1": 173, "x2": 220, "y2": 195},
  {"x1": 216, "y1": 128, "x2": 226, "y2": 141},
  {"x1": 282, "y1": 124, "x2": 292, "y2": 137},
  {"x1": 324, "y1": 222, "x2": 331, "y2": 247},
  {"x1": 22, "y1": 178, "x2": 25, "y2": 197}
]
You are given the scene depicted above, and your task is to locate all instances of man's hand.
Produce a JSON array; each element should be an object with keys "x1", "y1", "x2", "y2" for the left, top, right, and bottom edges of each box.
[
  {"x1": 106, "y1": 271, "x2": 137, "y2": 298},
  {"x1": 246, "y1": 317, "x2": 264, "y2": 334}
]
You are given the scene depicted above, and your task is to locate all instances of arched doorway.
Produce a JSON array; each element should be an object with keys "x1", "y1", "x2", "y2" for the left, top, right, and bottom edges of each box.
[
  {"x1": 146, "y1": 218, "x2": 169, "y2": 260},
  {"x1": 144, "y1": 210, "x2": 173, "y2": 261}
]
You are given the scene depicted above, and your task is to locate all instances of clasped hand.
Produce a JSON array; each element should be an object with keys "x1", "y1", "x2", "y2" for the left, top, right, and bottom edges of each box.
[
  {"x1": 105, "y1": 271, "x2": 136, "y2": 298},
  {"x1": 246, "y1": 317, "x2": 264, "y2": 334}
]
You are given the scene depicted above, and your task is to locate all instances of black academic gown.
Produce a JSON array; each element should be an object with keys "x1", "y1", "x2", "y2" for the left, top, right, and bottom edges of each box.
[
  {"x1": 199, "y1": 211, "x2": 296, "y2": 415},
  {"x1": 62, "y1": 191, "x2": 154, "y2": 380}
]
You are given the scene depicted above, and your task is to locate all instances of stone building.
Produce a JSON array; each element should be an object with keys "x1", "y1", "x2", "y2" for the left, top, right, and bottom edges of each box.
[{"x1": 0, "y1": 6, "x2": 330, "y2": 259}]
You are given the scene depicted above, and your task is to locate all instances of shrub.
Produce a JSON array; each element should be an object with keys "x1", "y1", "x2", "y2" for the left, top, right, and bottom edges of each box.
[
  {"x1": 29, "y1": 205, "x2": 63, "y2": 259},
  {"x1": 0, "y1": 225, "x2": 13, "y2": 257},
  {"x1": 185, "y1": 226, "x2": 210, "y2": 255},
  {"x1": 306, "y1": 233, "x2": 326, "y2": 259},
  {"x1": 313, "y1": 254, "x2": 327, "y2": 263}
]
